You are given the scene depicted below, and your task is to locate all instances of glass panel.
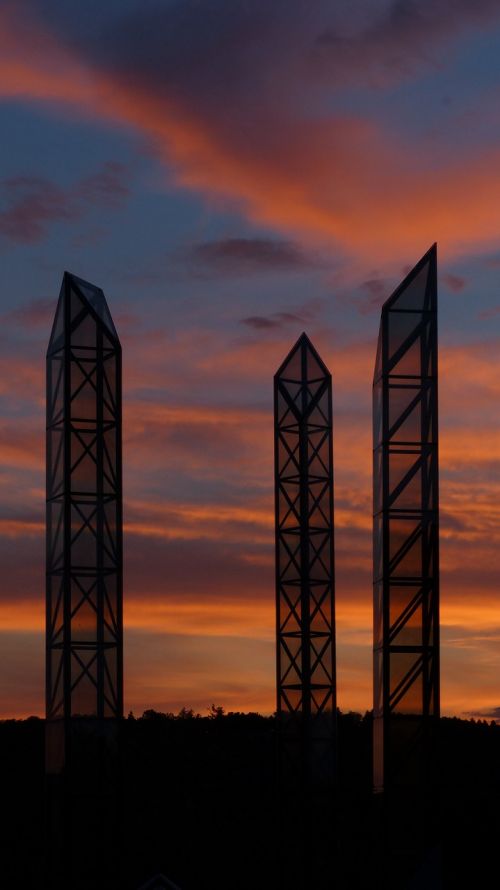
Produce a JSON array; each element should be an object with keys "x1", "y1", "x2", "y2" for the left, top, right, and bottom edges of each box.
[
  {"x1": 308, "y1": 449, "x2": 328, "y2": 479},
  {"x1": 389, "y1": 519, "x2": 421, "y2": 575},
  {"x1": 103, "y1": 356, "x2": 117, "y2": 413},
  {"x1": 279, "y1": 430, "x2": 299, "y2": 471},
  {"x1": 307, "y1": 379, "x2": 324, "y2": 403},
  {"x1": 391, "y1": 653, "x2": 423, "y2": 716},
  {"x1": 104, "y1": 649, "x2": 118, "y2": 707},
  {"x1": 48, "y1": 427, "x2": 65, "y2": 497},
  {"x1": 388, "y1": 311, "x2": 420, "y2": 364},
  {"x1": 49, "y1": 647, "x2": 64, "y2": 714},
  {"x1": 373, "y1": 446, "x2": 383, "y2": 514},
  {"x1": 374, "y1": 327, "x2": 383, "y2": 383},
  {"x1": 49, "y1": 293, "x2": 65, "y2": 353},
  {"x1": 388, "y1": 386, "x2": 420, "y2": 437},
  {"x1": 373, "y1": 514, "x2": 383, "y2": 582},
  {"x1": 70, "y1": 287, "x2": 85, "y2": 323},
  {"x1": 390, "y1": 262, "x2": 429, "y2": 311},
  {"x1": 48, "y1": 356, "x2": 65, "y2": 423},
  {"x1": 374, "y1": 581, "x2": 383, "y2": 646},
  {"x1": 72, "y1": 597, "x2": 97, "y2": 642},
  {"x1": 281, "y1": 597, "x2": 300, "y2": 633},
  {"x1": 282, "y1": 380, "x2": 302, "y2": 406},
  {"x1": 277, "y1": 390, "x2": 291, "y2": 424},
  {"x1": 309, "y1": 482, "x2": 330, "y2": 528},
  {"x1": 390, "y1": 586, "x2": 422, "y2": 645},
  {"x1": 310, "y1": 389, "x2": 329, "y2": 425},
  {"x1": 310, "y1": 601, "x2": 331, "y2": 634},
  {"x1": 311, "y1": 694, "x2": 333, "y2": 722},
  {"x1": 374, "y1": 649, "x2": 384, "y2": 715},
  {"x1": 72, "y1": 577, "x2": 96, "y2": 610},
  {"x1": 279, "y1": 488, "x2": 300, "y2": 528},
  {"x1": 306, "y1": 347, "x2": 325, "y2": 381},
  {"x1": 281, "y1": 650, "x2": 301, "y2": 689},
  {"x1": 283, "y1": 687, "x2": 302, "y2": 712},
  {"x1": 71, "y1": 362, "x2": 96, "y2": 419},
  {"x1": 391, "y1": 398, "x2": 421, "y2": 443},
  {"x1": 77, "y1": 280, "x2": 118, "y2": 339},
  {"x1": 390, "y1": 334, "x2": 422, "y2": 377},
  {"x1": 72, "y1": 311, "x2": 97, "y2": 349},
  {"x1": 49, "y1": 576, "x2": 64, "y2": 639},
  {"x1": 103, "y1": 428, "x2": 117, "y2": 491},
  {"x1": 281, "y1": 582, "x2": 300, "y2": 610},
  {"x1": 421, "y1": 454, "x2": 435, "y2": 511},
  {"x1": 394, "y1": 537, "x2": 422, "y2": 578},
  {"x1": 48, "y1": 499, "x2": 65, "y2": 567},
  {"x1": 308, "y1": 428, "x2": 326, "y2": 457},
  {"x1": 282, "y1": 343, "x2": 302, "y2": 382},
  {"x1": 71, "y1": 507, "x2": 97, "y2": 567},
  {"x1": 393, "y1": 464, "x2": 422, "y2": 510},
  {"x1": 421, "y1": 319, "x2": 434, "y2": 376},
  {"x1": 373, "y1": 378, "x2": 383, "y2": 446},
  {"x1": 309, "y1": 559, "x2": 330, "y2": 584},
  {"x1": 71, "y1": 661, "x2": 97, "y2": 717},
  {"x1": 104, "y1": 501, "x2": 117, "y2": 556},
  {"x1": 389, "y1": 451, "x2": 421, "y2": 506},
  {"x1": 310, "y1": 659, "x2": 332, "y2": 686},
  {"x1": 104, "y1": 574, "x2": 118, "y2": 640},
  {"x1": 281, "y1": 528, "x2": 300, "y2": 552},
  {"x1": 71, "y1": 445, "x2": 97, "y2": 493}
]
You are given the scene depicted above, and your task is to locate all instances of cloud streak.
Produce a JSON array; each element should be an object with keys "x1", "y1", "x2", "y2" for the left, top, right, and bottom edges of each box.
[
  {"x1": 182, "y1": 238, "x2": 316, "y2": 276},
  {"x1": 0, "y1": 162, "x2": 130, "y2": 244},
  {"x1": 1, "y1": 3, "x2": 500, "y2": 260}
]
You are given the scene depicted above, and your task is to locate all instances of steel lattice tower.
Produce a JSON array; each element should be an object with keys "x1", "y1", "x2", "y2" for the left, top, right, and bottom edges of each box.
[
  {"x1": 46, "y1": 272, "x2": 123, "y2": 889},
  {"x1": 275, "y1": 333, "x2": 336, "y2": 888},
  {"x1": 373, "y1": 244, "x2": 439, "y2": 796}
]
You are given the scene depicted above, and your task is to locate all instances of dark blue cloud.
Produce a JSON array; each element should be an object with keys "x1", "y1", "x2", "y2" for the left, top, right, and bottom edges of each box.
[{"x1": 0, "y1": 162, "x2": 130, "y2": 244}]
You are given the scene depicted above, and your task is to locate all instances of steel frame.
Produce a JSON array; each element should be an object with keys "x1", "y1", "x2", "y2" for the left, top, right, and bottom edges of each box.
[
  {"x1": 46, "y1": 272, "x2": 123, "y2": 728},
  {"x1": 275, "y1": 333, "x2": 336, "y2": 790},
  {"x1": 373, "y1": 245, "x2": 439, "y2": 792}
]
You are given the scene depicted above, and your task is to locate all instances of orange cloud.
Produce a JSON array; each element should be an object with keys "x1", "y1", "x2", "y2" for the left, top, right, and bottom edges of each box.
[{"x1": 1, "y1": 6, "x2": 500, "y2": 263}]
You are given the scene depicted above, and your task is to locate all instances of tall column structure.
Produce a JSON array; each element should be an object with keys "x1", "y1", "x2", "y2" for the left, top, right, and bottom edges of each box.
[
  {"x1": 275, "y1": 333, "x2": 336, "y2": 887},
  {"x1": 373, "y1": 244, "x2": 439, "y2": 797},
  {"x1": 46, "y1": 272, "x2": 123, "y2": 889}
]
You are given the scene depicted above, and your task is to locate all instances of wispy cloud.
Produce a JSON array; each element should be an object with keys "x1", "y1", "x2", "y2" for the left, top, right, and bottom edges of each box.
[
  {"x1": 0, "y1": 175, "x2": 76, "y2": 243},
  {"x1": 241, "y1": 313, "x2": 306, "y2": 331},
  {"x1": 443, "y1": 272, "x2": 466, "y2": 292},
  {"x1": 182, "y1": 237, "x2": 316, "y2": 276},
  {"x1": 0, "y1": 162, "x2": 130, "y2": 245},
  {"x1": 240, "y1": 297, "x2": 324, "y2": 331}
]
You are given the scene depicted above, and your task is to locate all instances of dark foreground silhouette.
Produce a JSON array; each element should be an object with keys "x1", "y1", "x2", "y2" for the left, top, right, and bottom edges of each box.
[{"x1": 2, "y1": 709, "x2": 500, "y2": 889}]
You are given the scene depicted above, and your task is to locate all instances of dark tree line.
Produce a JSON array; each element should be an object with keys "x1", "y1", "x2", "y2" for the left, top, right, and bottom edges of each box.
[{"x1": 2, "y1": 710, "x2": 500, "y2": 888}]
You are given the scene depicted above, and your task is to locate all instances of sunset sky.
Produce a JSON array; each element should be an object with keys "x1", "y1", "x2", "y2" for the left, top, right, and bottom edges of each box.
[{"x1": 1, "y1": 0, "x2": 500, "y2": 719}]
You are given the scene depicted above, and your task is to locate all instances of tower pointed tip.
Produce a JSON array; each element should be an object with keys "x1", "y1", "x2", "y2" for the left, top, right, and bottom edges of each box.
[{"x1": 65, "y1": 272, "x2": 119, "y2": 342}]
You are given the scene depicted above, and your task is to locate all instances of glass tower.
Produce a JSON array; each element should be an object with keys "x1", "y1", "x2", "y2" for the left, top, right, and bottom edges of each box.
[
  {"x1": 275, "y1": 333, "x2": 336, "y2": 887},
  {"x1": 373, "y1": 245, "x2": 439, "y2": 794},
  {"x1": 46, "y1": 272, "x2": 123, "y2": 889}
]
